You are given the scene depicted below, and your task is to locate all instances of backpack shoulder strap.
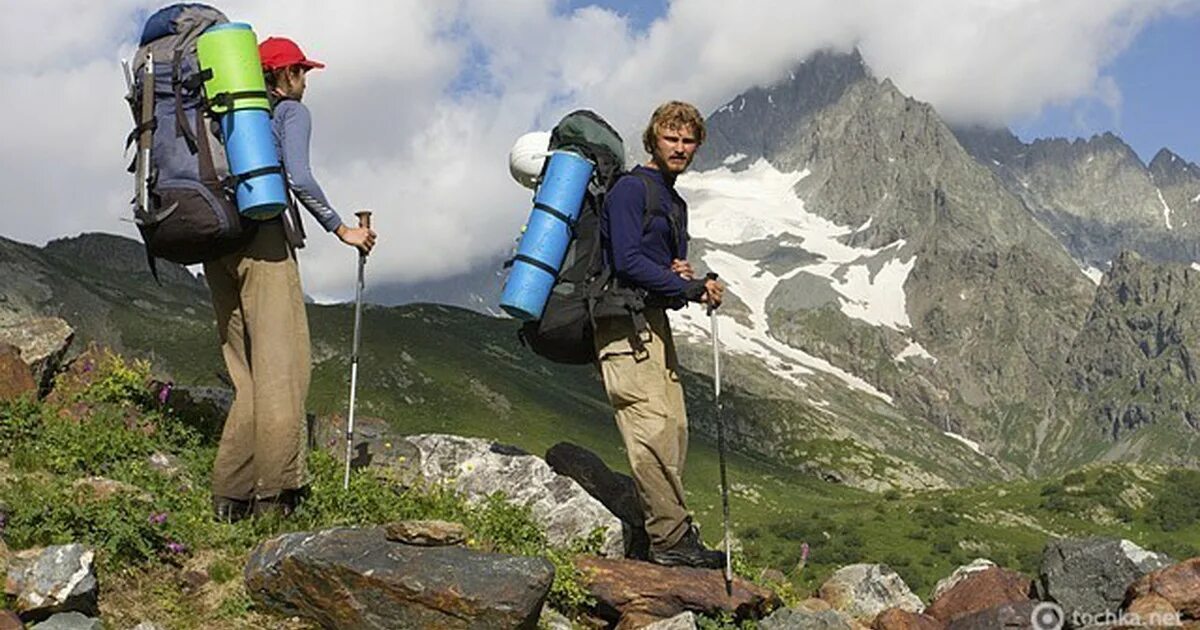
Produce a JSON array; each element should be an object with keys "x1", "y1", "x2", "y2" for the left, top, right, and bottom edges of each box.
[{"x1": 629, "y1": 170, "x2": 680, "y2": 258}]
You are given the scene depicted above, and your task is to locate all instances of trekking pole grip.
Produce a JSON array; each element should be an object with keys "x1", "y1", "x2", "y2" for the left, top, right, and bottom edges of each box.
[{"x1": 356, "y1": 210, "x2": 373, "y2": 230}]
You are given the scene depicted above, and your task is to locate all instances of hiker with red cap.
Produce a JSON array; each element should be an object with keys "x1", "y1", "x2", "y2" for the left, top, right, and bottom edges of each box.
[{"x1": 207, "y1": 35, "x2": 377, "y2": 521}]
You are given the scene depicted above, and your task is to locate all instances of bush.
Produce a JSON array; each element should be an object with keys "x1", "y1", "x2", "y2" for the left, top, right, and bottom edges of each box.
[{"x1": 1147, "y1": 470, "x2": 1200, "y2": 532}]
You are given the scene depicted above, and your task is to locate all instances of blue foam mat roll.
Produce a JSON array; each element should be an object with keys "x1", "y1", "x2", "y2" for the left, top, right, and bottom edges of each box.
[
  {"x1": 500, "y1": 151, "x2": 594, "y2": 320},
  {"x1": 220, "y1": 108, "x2": 288, "y2": 219}
]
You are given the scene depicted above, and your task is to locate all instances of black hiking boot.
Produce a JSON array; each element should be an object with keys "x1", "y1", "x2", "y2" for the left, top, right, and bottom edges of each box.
[
  {"x1": 212, "y1": 496, "x2": 251, "y2": 524},
  {"x1": 648, "y1": 524, "x2": 724, "y2": 569}
]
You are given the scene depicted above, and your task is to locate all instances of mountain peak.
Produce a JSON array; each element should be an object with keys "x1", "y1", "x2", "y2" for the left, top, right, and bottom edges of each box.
[{"x1": 696, "y1": 48, "x2": 870, "y2": 170}]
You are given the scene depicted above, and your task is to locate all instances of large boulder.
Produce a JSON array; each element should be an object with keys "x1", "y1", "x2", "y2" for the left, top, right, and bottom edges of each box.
[
  {"x1": 930, "y1": 559, "x2": 995, "y2": 602},
  {"x1": 576, "y1": 556, "x2": 779, "y2": 625},
  {"x1": 26, "y1": 612, "x2": 101, "y2": 629},
  {"x1": 819, "y1": 564, "x2": 924, "y2": 621},
  {"x1": 0, "y1": 343, "x2": 36, "y2": 402},
  {"x1": 760, "y1": 606, "x2": 857, "y2": 629},
  {"x1": 245, "y1": 526, "x2": 554, "y2": 629},
  {"x1": 545, "y1": 442, "x2": 650, "y2": 560},
  {"x1": 873, "y1": 608, "x2": 945, "y2": 630},
  {"x1": 944, "y1": 600, "x2": 1042, "y2": 630},
  {"x1": 1038, "y1": 538, "x2": 1172, "y2": 622},
  {"x1": 0, "y1": 317, "x2": 73, "y2": 396},
  {"x1": 4, "y1": 544, "x2": 98, "y2": 624},
  {"x1": 1124, "y1": 556, "x2": 1200, "y2": 619},
  {"x1": 404, "y1": 434, "x2": 624, "y2": 557},
  {"x1": 925, "y1": 567, "x2": 1033, "y2": 624}
]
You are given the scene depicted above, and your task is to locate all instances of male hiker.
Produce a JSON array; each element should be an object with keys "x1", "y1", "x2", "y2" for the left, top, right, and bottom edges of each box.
[
  {"x1": 595, "y1": 101, "x2": 725, "y2": 568},
  {"x1": 207, "y1": 36, "x2": 376, "y2": 521}
]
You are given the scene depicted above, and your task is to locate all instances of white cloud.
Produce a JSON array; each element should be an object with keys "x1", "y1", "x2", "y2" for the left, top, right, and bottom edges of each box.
[{"x1": 0, "y1": 0, "x2": 1196, "y2": 301}]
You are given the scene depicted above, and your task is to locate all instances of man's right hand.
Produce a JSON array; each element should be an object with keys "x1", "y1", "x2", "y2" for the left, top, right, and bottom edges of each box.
[
  {"x1": 337, "y1": 225, "x2": 377, "y2": 255},
  {"x1": 701, "y1": 277, "x2": 724, "y2": 308}
]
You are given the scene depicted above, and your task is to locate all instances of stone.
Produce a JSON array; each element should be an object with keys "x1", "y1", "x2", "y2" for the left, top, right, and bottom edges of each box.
[
  {"x1": 0, "y1": 610, "x2": 23, "y2": 630},
  {"x1": 404, "y1": 434, "x2": 624, "y2": 557},
  {"x1": 576, "y1": 556, "x2": 779, "y2": 625},
  {"x1": 384, "y1": 520, "x2": 467, "y2": 546},
  {"x1": 760, "y1": 606, "x2": 856, "y2": 630},
  {"x1": 539, "y1": 607, "x2": 574, "y2": 630},
  {"x1": 245, "y1": 526, "x2": 553, "y2": 629},
  {"x1": 631, "y1": 611, "x2": 698, "y2": 630},
  {"x1": 70, "y1": 477, "x2": 151, "y2": 503},
  {"x1": 26, "y1": 612, "x2": 100, "y2": 630},
  {"x1": 945, "y1": 600, "x2": 1041, "y2": 630},
  {"x1": 4, "y1": 544, "x2": 98, "y2": 623},
  {"x1": 819, "y1": 564, "x2": 924, "y2": 621},
  {"x1": 1039, "y1": 538, "x2": 1172, "y2": 622},
  {"x1": 545, "y1": 441, "x2": 650, "y2": 560},
  {"x1": 925, "y1": 567, "x2": 1033, "y2": 624},
  {"x1": 0, "y1": 317, "x2": 73, "y2": 396},
  {"x1": 1125, "y1": 557, "x2": 1200, "y2": 619},
  {"x1": 0, "y1": 343, "x2": 36, "y2": 402},
  {"x1": 872, "y1": 608, "x2": 945, "y2": 630},
  {"x1": 930, "y1": 559, "x2": 995, "y2": 603}
]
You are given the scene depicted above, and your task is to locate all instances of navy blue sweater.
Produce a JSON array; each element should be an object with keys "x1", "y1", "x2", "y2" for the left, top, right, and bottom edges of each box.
[{"x1": 601, "y1": 166, "x2": 704, "y2": 300}]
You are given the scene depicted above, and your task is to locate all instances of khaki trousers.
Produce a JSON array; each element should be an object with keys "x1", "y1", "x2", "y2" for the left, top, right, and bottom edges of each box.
[
  {"x1": 203, "y1": 222, "x2": 311, "y2": 500},
  {"x1": 594, "y1": 307, "x2": 690, "y2": 550}
]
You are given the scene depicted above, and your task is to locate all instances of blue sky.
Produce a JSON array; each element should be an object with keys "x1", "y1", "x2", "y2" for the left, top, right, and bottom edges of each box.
[{"x1": 1013, "y1": 10, "x2": 1200, "y2": 164}]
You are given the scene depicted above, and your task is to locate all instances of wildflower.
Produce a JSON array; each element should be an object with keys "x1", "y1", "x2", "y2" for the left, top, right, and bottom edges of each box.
[
  {"x1": 148, "y1": 512, "x2": 168, "y2": 525},
  {"x1": 157, "y1": 381, "x2": 174, "y2": 406},
  {"x1": 166, "y1": 541, "x2": 188, "y2": 554}
]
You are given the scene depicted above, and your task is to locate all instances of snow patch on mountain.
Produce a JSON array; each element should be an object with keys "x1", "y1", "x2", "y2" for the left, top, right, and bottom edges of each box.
[
  {"x1": 1157, "y1": 189, "x2": 1174, "y2": 231},
  {"x1": 896, "y1": 341, "x2": 936, "y2": 364},
  {"x1": 667, "y1": 159, "x2": 920, "y2": 403},
  {"x1": 679, "y1": 159, "x2": 916, "y2": 330}
]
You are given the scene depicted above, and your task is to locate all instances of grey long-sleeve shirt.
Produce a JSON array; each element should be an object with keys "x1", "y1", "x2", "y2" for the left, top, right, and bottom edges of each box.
[{"x1": 271, "y1": 99, "x2": 344, "y2": 235}]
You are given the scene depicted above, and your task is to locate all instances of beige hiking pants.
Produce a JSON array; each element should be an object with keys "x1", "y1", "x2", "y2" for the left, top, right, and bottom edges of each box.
[
  {"x1": 203, "y1": 221, "x2": 311, "y2": 501},
  {"x1": 594, "y1": 307, "x2": 691, "y2": 550}
]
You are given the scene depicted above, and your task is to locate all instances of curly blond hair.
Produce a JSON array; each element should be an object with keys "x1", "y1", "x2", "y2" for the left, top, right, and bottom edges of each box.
[{"x1": 642, "y1": 101, "x2": 706, "y2": 154}]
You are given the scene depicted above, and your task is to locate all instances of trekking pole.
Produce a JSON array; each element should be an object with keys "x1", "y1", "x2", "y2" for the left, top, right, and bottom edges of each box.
[
  {"x1": 343, "y1": 210, "x2": 372, "y2": 491},
  {"x1": 706, "y1": 272, "x2": 733, "y2": 596}
]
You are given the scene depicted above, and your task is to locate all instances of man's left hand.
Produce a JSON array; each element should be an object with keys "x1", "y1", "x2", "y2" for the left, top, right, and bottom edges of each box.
[{"x1": 672, "y1": 258, "x2": 696, "y2": 280}]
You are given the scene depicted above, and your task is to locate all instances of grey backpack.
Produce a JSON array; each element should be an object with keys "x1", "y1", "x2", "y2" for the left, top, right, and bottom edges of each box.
[{"x1": 125, "y1": 3, "x2": 255, "y2": 278}]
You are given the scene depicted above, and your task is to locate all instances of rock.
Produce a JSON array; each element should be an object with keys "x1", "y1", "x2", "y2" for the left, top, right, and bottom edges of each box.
[
  {"x1": 545, "y1": 441, "x2": 650, "y2": 560},
  {"x1": 1039, "y1": 538, "x2": 1172, "y2": 622},
  {"x1": 760, "y1": 606, "x2": 856, "y2": 630},
  {"x1": 245, "y1": 526, "x2": 553, "y2": 629},
  {"x1": 147, "y1": 452, "x2": 182, "y2": 477},
  {"x1": 636, "y1": 611, "x2": 698, "y2": 629},
  {"x1": 872, "y1": 608, "x2": 945, "y2": 630},
  {"x1": 539, "y1": 607, "x2": 574, "y2": 630},
  {"x1": 0, "y1": 343, "x2": 36, "y2": 402},
  {"x1": 4, "y1": 544, "x2": 98, "y2": 623},
  {"x1": 930, "y1": 559, "x2": 996, "y2": 602},
  {"x1": 575, "y1": 556, "x2": 779, "y2": 625},
  {"x1": 130, "y1": 623, "x2": 168, "y2": 630},
  {"x1": 384, "y1": 520, "x2": 467, "y2": 546},
  {"x1": 0, "y1": 610, "x2": 23, "y2": 630},
  {"x1": 70, "y1": 477, "x2": 151, "y2": 503},
  {"x1": 1123, "y1": 593, "x2": 1180, "y2": 627},
  {"x1": 0, "y1": 317, "x2": 73, "y2": 396},
  {"x1": 945, "y1": 600, "x2": 1041, "y2": 630},
  {"x1": 307, "y1": 413, "x2": 420, "y2": 481},
  {"x1": 404, "y1": 434, "x2": 624, "y2": 557},
  {"x1": 26, "y1": 612, "x2": 100, "y2": 630},
  {"x1": 925, "y1": 567, "x2": 1033, "y2": 624},
  {"x1": 819, "y1": 564, "x2": 924, "y2": 621},
  {"x1": 760, "y1": 568, "x2": 789, "y2": 584},
  {"x1": 157, "y1": 386, "x2": 233, "y2": 442},
  {"x1": 1125, "y1": 557, "x2": 1200, "y2": 619}
]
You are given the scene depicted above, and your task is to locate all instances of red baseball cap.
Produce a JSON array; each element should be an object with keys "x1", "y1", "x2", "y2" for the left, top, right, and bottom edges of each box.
[{"x1": 258, "y1": 36, "x2": 325, "y2": 71}]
